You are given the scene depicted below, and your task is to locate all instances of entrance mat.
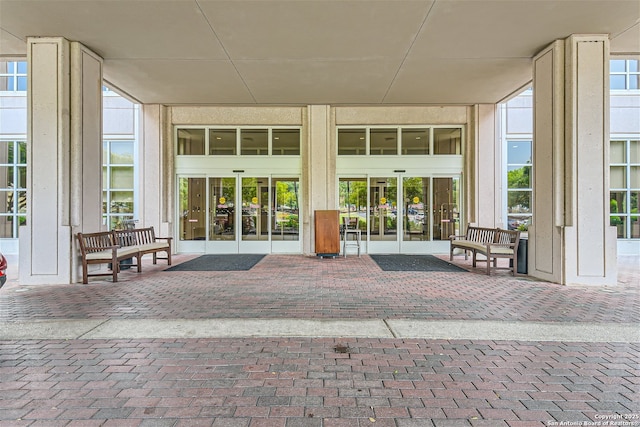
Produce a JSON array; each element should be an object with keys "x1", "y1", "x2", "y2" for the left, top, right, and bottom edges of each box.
[
  {"x1": 165, "y1": 254, "x2": 266, "y2": 271},
  {"x1": 370, "y1": 254, "x2": 467, "y2": 272}
]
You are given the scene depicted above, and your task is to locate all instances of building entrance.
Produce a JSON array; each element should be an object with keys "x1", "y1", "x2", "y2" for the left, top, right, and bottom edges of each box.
[
  {"x1": 178, "y1": 175, "x2": 301, "y2": 254},
  {"x1": 339, "y1": 175, "x2": 460, "y2": 254}
]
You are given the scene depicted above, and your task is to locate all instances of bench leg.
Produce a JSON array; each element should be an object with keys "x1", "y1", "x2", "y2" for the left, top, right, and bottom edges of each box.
[
  {"x1": 166, "y1": 249, "x2": 172, "y2": 266},
  {"x1": 82, "y1": 263, "x2": 89, "y2": 284},
  {"x1": 112, "y1": 262, "x2": 119, "y2": 283},
  {"x1": 136, "y1": 253, "x2": 142, "y2": 273}
]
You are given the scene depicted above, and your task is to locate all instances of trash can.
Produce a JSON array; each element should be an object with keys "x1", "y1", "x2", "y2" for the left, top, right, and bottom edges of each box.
[
  {"x1": 113, "y1": 219, "x2": 138, "y2": 270},
  {"x1": 516, "y1": 236, "x2": 528, "y2": 274}
]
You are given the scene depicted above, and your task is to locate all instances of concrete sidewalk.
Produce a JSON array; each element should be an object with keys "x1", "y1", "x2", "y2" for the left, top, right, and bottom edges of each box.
[{"x1": 0, "y1": 254, "x2": 638, "y2": 426}]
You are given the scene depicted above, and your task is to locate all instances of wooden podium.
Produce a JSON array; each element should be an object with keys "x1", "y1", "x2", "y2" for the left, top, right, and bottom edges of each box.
[{"x1": 314, "y1": 210, "x2": 340, "y2": 257}]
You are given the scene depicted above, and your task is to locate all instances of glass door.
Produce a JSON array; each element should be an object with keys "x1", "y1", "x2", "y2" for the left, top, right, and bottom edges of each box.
[
  {"x1": 177, "y1": 177, "x2": 207, "y2": 252},
  {"x1": 239, "y1": 176, "x2": 270, "y2": 253},
  {"x1": 271, "y1": 177, "x2": 301, "y2": 253},
  {"x1": 368, "y1": 177, "x2": 398, "y2": 253},
  {"x1": 207, "y1": 177, "x2": 238, "y2": 253}
]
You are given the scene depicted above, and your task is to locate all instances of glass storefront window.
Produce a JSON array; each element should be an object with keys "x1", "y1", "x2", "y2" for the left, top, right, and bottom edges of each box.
[
  {"x1": 401, "y1": 128, "x2": 429, "y2": 155},
  {"x1": 272, "y1": 178, "x2": 300, "y2": 241},
  {"x1": 209, "y1": 129, "x2": 237, "y2": 155},
  {"x1": 402, "y1": 177, "x2": 430, "y2": 241},
  {"x1": 241, "y1": 129, "x2": 268, "y2": 155},
  {"x1": 209, "y1": 177, "x2": 236, "y2": 240},
  {"x1": 272, "y1": 129, "x2": 300, "y2": 155},
  {"x1": 177, "y1": 128, "x2": 205, "y2": 155},
  {"x1": 242, "y1": 177, "x2": 268, "y2": 241},
  {"x1": 433, "y1": 128, "x2": 461, "y2": 155},
  {"x1": 339, "y1": 178, "x2": 367, "y2": 238},
  {"x1": 370, "y1": 129, "x2": 398, "y2": 155},
  {"x1": 338, "y1": 128, "x2": 366, "y2": 155}
]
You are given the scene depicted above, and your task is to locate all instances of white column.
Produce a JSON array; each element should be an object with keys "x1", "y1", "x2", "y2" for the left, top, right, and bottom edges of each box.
[
  {"x1": 20, "y1": 37, "x2": 103, "y2": 285},
  {"x1": 468, "y1": 104, "x2": 503, "y2": 228},
  {"x1": 304, "y1": 105, "x2": 335, "y2": 255},
  {"x1": 140, "y1": 104, "x2": 173, "y2": 238},
  {"x1": 531, "y1": 35, "x2": 617, "y2": 285}
]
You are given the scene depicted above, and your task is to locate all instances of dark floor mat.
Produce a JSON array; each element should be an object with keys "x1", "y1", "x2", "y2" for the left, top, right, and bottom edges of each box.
[
  {"x1": 370, "y1": 254, "x2": 467, "y2": 272},
  {"x1": 165, "y1": 254, "x2": 266, "y2": 271}
]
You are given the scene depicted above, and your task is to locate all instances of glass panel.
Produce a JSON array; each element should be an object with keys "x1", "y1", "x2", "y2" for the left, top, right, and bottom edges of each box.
[
  {"x1": 370, "y1": 129, "x2": 398, "y2": 155},
  {"x1": 209, "y1": 177, "x2": 236, "y2": 240},
  {"x1": 434, "y1": 128, "x2": 462, "y2": 155},
  {"x1": 433, "y1": 177, "x2": 460, "y2": 240},
  {"x1": 507, "y1": 215, "x2": 531, "y2": 231},
  {"x1": 611, "y1": 215, "x2": 627, "y2": 238},
  {"x1": 610, "y1": 191, "x2": 626, "y2": 214},
  {"x1": 630, "y1": 74, "x2": 639, "y2": 90},
  {"x1": 0, "y1": 216, "x2": 13, "y2": 238},
  {"x1": 629, "y1": 60, "x2": 639, "y2": 72},
  {"x1": 110, "y1": 166, "x2": 134, "y2": 188},
  {"x1": 631, "y1": 166, "x2": 640, "y2": 188},
  {"x1": 508, "y1": 166, "x2": 531, "y2": 189},
  {"x1": 16, "y1": 166, "x2": 26, "y2": 189},
  {"x1": 507, "y1": 191, "x2": 532, "y2": 214},
  {"x1": 0, "y1": 142, "x2": 10, "y2": 165},
  {"x1": 242, "y1": 177, "x2": 268, "y2": 241},
  {"x1": 610, "y1": 166, "x2": 626, "y2": 188},
  {"x1": 17, "y1": 62, "x2": 27, "y2": 73},
  {"x1": 369, "y1": 177, "x2": 397, "y2": 241},
  {"x1": 610, "y1": 140, "x2": 626, "y2": 163},
  {"x1": 507, "y1": 141, "x2": 532, "y2": 164},
  {"x1": 17, "y1": 142, "x2": 26, "y2": 164},
  {"x1": 177, "y1": 128, "x2": 205, "y2": 155},
  {"x1": 272, "y1": 178, "x2": 300, "y2": 241},
  {"x1": 209, "y1": 129, "x2": 237, "y2": 155},
  {"x1": 610, "y1": 59, "x2": 626, "y2": 73},
  {"x1": 630, "y1": 140, "x2": 639, "y2": 163},
  {"x1": 241, "y1": 129, "x2": 268, "y2": 155},
  {"x1": 401, "y1": 128, "x2": 429, "y2": 155},
  {"x1": 17, "y1": 76, "x2": 27, "y2": 91},
  {"x1": 631, "y1": 191, "x2": 639, "y2": 211},
  {"x1": 610, "y1": 75, "x2": 626, "y2": 90},
  {"x1": 179, "y1": 177, "x2": 206, "y2": 241},
  {"x1": 631, "y1": 216, "x2": 640, "y2": 238},
  {"x1": 339, "y1": 178, "x2": 367, "y2": 238},
  {"x1": 0, "y1": 77, "x2": 12, "y2": 91},
  {"x1": 0, "y1": 191, "x2": 11, "y2": 214},
  {"x1": 0, "y1": 166, "x2": 10, "y2": 188},
  {"x1": 338, "y1": 128, "x2": 366, "y2": 155},
  {"x1": 272, "y1": 129, "x2": 300, "y2": 155},
  {"x1": 110, "y1": 191, "x2": 134, "y2": 214},
  {"x1": 403, "y1": 177, "x2": 429, "y2": 241},
  {"x1": 109, "y1": 141, "x2": 134, "y2": 164},
  {"x1": 17, "y1": 191, "x2": 25, "y2": 213}
]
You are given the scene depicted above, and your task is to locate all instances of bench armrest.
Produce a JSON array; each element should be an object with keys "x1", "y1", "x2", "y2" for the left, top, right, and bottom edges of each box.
[
  {"x1": 449, "y1": 234, "x2": 466, "y2": 240},
  {"x1": 154, "y1": 236, "x2": 173, "y2": 242}
]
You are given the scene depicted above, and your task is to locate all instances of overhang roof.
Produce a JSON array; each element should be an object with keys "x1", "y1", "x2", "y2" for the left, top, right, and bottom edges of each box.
[{"x1": 1, "y1": 0, "x2": 638, "y2": 106}]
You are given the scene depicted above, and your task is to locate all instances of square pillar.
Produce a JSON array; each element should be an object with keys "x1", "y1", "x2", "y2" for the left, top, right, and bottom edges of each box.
[
  {"x1": 531, "y1": 35, "x2": 617, "y2": 285},
  {"x1": 19, "y1": 37, "x2": 103, "y2": 285}
]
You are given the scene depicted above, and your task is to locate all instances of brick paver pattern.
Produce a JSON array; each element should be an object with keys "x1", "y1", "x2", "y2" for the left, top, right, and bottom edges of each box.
[{"x1": 0, "y1": 254, "x2": 638, "y2": 426}]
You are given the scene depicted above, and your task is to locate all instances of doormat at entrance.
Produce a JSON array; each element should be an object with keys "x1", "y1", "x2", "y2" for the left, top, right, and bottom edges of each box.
[
  {"x1": 165, "y1": 254, "x2": 266, "y2": 271},
  {"x1": 370, "y1": 254, "x2": 467, "y2": 272}
]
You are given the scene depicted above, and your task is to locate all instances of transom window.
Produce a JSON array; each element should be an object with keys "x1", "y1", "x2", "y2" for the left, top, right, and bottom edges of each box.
[
  {"x1": 0, "y1": 61, "x2": 27, "y2": 92},
  {"x1": 337, "y1": 126, "x2": 462, "y2": 156},
  {"x1": 611, "y1": 59, "x2": 639, "y2": 90},
  {"x1": 177, "y1": 127, "x2": 301, "y2": 156}
]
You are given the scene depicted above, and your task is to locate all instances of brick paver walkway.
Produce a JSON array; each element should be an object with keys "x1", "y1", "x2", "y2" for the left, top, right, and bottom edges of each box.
[{"x1": 0, "y1": 254, "x2": 638, "y2": 426}]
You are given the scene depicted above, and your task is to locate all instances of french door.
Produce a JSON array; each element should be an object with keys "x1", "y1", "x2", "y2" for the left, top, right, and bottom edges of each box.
[{"x1": 178, "y1": 175, "x2": 300, "y2": 253}]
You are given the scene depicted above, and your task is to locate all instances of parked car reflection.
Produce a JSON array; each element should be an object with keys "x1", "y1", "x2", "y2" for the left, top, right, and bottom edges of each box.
[{"x1": 0, "y1": 252, "x2": 7, "y2": 288}]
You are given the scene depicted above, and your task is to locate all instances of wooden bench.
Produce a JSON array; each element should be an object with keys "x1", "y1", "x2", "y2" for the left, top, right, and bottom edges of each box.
[
  {"x1": 77, "y1": 231, "x2": 142, "y2": 284},
  {"x1": 113, "y1": 226, "x2": 172, "y2": 266},
  {"x1": 450, "y1": 226, "x2": 521, "y2": 275}
]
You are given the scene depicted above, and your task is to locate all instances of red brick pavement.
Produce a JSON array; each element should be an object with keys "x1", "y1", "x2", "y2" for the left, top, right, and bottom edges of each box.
[
  {"x1": 0, "y1": 255, "x2": 637, "y2": 323},
  {"x1": 0, "y1": 254, "x2": 638, "y2": 426}
]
